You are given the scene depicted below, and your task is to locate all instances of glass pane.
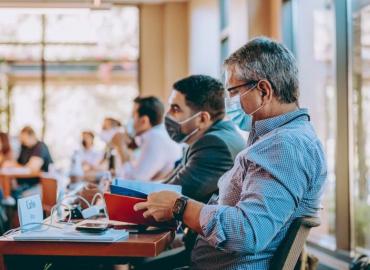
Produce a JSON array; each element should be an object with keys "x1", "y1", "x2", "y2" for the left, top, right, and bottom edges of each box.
[
  {"x1": 219, "y1": 0, "x2": 230, "y2": 30},
  {"x1": 293, "y1": 0, "x2": 336, "y2": 249},
  {"x1": 2, "y1": 6, "x2": 140, "y2": 172},
  {"x1": 0, "y1": 45, "x2": 41, "y2": 61},
  {"x1": 352, "y1": 2, "x2": 370, "y2": 252},
  {"x1": 9, "y1": 84, "x2": 43, "y2": 136},
  {"x1": 45, "y1": 7, "x2": 139, "y2": 61},
  {"x1": 220, "y1": 38, "x2": 229, "y2": 63},
  {"x1": 281, "y1": 1, "x2": 295, "y2": 53},
  {"x1": 45, "y1": 83, "x2": 138, "y2": 169},
  {"x1": 0, "y1": 13, "x2": 42, "y2": 42}
]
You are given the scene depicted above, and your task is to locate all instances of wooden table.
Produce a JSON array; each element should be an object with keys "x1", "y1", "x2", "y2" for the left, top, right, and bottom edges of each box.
[
  {"x1": 0, "y1": 229, "x2": 174, "y2": 269},
  {"x1": 0, "y1": 169, "x2": 41, "y2": 198}
]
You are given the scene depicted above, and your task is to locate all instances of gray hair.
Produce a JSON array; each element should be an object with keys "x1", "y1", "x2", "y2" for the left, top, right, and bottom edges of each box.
[{"x1": 224, "y1": 37, "x2": 299, "y2": 104}]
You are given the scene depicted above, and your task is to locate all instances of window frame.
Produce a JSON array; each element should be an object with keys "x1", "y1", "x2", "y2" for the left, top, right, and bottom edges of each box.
[
  {"x1": 283, "y1": 0, "x2": 355, "y2": 257},
  {"x1": 219, "y1": 0, "x2": 230, "y2": 73}
]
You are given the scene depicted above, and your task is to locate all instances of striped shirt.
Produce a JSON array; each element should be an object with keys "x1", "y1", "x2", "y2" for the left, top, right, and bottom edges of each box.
[{"x1": 191, "y1": 108, "x2": 327, "y2": 270}]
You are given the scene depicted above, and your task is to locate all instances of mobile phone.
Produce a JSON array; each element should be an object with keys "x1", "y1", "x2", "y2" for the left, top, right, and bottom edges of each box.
[{"x1": 75, "y1": 222, "x2": 109, "y2": 233}]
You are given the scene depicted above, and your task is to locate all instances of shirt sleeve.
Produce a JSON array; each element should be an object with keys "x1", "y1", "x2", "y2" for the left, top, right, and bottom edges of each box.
[
  {"x1": 198, "y1": 138, "x2": 310, "y2": 254},
  {"x1": 30, "y1": 143, "x2": 44, "y2": 159}
]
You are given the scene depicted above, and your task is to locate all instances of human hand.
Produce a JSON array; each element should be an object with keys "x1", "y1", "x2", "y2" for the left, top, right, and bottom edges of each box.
[
  {"x1": 111, "y1": 132, "x2": 132, "y2": 148},
  {"x1": 133, "y1": 191, "x2": 181, "y2": 222}
]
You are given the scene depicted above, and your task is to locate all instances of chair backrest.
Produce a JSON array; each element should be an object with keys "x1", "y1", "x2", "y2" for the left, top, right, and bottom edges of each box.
[
  {"x1": 40, "y1": 176, "x2": 58, "y2": 216},
  {"x1": 269, "y1": 216, "x2": 321, "y2": 270}
]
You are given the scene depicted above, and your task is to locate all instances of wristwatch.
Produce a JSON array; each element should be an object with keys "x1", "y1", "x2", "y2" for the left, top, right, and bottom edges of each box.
[{"x1": 172, "y1": 196, "x2": 189, "y2": 221}]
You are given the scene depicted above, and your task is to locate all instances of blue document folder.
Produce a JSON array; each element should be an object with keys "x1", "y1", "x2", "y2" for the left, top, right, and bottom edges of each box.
[{"x1": 110, "y1": 178, "x2": 182, "y2": 199}]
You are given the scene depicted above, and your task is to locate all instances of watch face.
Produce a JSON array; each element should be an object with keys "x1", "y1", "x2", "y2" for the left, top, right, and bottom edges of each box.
[
  {"x1": 173, "y1": 200, "x2": 184, "y2": 214},
  {"x1": 173, "y1": 197, "x2": 188, "y2": 221}
]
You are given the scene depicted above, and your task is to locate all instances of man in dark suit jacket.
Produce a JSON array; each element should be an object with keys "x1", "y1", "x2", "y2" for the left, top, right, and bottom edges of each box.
[
  {"x1": 165, "y1": 120, "x2": 245, "y2": 203},
  {"x1": 164, "y1": 75, "x2": 246, "y2": 204}
]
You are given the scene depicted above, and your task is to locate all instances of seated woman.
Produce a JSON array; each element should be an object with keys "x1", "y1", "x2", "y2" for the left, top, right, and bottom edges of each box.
[
  {"x1": 0, "y1": 132, "x2": 17, "y2": 205},
  {"x1": 0, "y1": 132, "x2": 15, "y2": 168}
]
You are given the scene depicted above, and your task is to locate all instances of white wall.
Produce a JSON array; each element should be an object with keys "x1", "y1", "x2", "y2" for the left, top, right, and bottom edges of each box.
[
  {"x1": 229, "y1": 0, "x2": 249, "y2": 52},
  {"x1": 188, "y1": 0, "x2": 249, "y2": 79},
  {"x1": 188, "y1": 0, "x2": 220, "y2": 78}
]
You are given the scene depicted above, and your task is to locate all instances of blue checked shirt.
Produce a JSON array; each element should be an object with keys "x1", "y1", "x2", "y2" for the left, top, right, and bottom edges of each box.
[{"x1": 190, "y1": 108, "x2": 327, "y2": 270}]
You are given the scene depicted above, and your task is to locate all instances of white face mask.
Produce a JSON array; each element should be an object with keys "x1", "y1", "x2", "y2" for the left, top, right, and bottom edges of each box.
[
  {"x1": 125, "y1": 118, "x2": 136, "y2": 138},
  {"x1": 99, "y1": 127, "x2": 123, "y2": 143}
]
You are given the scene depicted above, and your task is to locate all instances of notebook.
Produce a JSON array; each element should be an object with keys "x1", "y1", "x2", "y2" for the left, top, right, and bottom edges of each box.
[
  {"x1": 104, "y1": 193, "x2": 176, "y2": 228},
  {"x1": 110, "y1": 178, "x2": 182, "y2": 199}
]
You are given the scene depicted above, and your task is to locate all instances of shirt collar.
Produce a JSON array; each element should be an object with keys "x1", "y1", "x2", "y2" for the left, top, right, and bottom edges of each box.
[
  {"x1": 204, "y1": 119, "x2": 223, "y2": 134},
  {"x1": 253, "y1": 108, "x2": 310, "y2": 138}
]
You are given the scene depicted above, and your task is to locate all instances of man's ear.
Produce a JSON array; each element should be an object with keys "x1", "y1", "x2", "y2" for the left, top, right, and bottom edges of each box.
[
  {"x1": 198, "y1": 111, "x2": 211, "y2": 129},
  {"x1": 140, "y1": 115, "x2": 151, "y2": 128},
  {"x1": 257, "y1": 80, "x2": 274, "y2": 103}
]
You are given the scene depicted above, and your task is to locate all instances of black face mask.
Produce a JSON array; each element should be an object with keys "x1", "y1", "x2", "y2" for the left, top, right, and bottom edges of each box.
[{"x1": 164, "y1": 113, "x2": 200, "y2": 143}]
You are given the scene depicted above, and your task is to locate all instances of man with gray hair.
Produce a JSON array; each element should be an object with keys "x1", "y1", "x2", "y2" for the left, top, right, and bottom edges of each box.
[{"x1": 134, "y1": 37, "x2": 327, "y2": 269}]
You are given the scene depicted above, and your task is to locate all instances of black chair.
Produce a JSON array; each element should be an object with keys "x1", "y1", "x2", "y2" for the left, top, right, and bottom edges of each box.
[
  {"x1": 269, "y1": 216, "x2": 321, "y2": 270},
  {"x1": 134, "y1": 217, "x2": 320, "y2": 270},
  {"x1": 132, "y1": 246, "x2": 188, "y2": 270}
]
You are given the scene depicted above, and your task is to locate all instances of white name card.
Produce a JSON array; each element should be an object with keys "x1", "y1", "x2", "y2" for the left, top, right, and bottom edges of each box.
[{"x1": 17, "y1": 194, "x2": 43, "y2": 230}]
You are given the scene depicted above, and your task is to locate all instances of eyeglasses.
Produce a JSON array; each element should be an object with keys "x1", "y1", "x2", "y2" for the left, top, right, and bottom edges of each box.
[{"x1": 226, "y1": 80, "x2": 258, "y2": 98}]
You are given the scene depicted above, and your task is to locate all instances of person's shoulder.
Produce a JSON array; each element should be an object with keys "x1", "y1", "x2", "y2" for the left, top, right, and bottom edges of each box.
[
  {"x1": 37, "y1": 141, "x2": 52, "y2": 155},
  {"x1": 147, "y1": 125, "x2": 182, "y2": 149},
  {"x1": 148, "y1": 125, "x2": 174, "y2": 143},
  {"x1": 193, "y1": 120, "x2": 243, "y2": 149},
  {"x1": 195, "y1": 132, "x2": 226, "y2": 147},
  {"x1": 277, "y1": 122, "x2": 321, "y2": 149},
  {"x1": 38, "y1": 141, "x2": 49, "y2": 149},
  {"x1": 206, "y1": 120, "x2": 245, "y2": 146},
  {"x1": 253, "y1": 124, "x2": 322, "y2": 158},
  {"x1": 147, "y1": 124, "x2": 167, "y2": 138}
]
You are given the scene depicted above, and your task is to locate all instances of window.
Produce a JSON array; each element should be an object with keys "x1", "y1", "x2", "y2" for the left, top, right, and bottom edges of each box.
[
  {"x1": 219, "y1": 0, "x2": 230, "y2": 32},
  {"x1": 45, "y1": 83, "x2": 138, "y2": 169},
  {"x1": 220, "y1": 38, "x2": 229, "y2": 65},
  {"x1": 0, "y1": 6, "x2": 139, "y2": 170},
  {"x1": 351, "y1": 1, "x2": 370, "y2": 253},
  {"x1": 292, "y1": 0, "x2": 337, "y2": 249},
  {"x1": 219, "y1": 0, "x2": 230, "y2": 68},
  {"x1": 285, "y1": 0, "x2": 370, "y2": 256},
  {"x1": 281, "y1": 0, "x2": 295, "y2": 53}
]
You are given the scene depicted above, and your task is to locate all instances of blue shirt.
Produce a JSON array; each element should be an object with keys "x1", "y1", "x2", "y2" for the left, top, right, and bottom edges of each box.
[{"x1": 191, "y1": 108, "x2": 327, "y2": 270}]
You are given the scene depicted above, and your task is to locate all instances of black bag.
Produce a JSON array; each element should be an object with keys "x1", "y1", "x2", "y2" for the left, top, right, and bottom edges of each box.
[{"x1": 351, "y1": 255, "x2": 370, "y2": 270}]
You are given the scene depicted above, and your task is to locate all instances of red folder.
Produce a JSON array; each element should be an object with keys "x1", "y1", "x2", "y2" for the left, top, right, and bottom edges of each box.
[{"x1": 104, "y1": 193, "x2": 176, "y2": 228}]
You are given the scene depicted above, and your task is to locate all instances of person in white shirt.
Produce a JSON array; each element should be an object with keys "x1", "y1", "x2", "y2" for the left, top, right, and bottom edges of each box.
[
  {"x1": 98, "y1": 117, "x2": 123, "y2": 172},
  {"x1": 79, "y1": 131, "x2": 103, "y2": 171},
  {"x1": 69, "y1": 131, "x2": 103, "y2": 182},
  {"x1": 111, "y1": 96, "x2": 182, "y2": 181}
]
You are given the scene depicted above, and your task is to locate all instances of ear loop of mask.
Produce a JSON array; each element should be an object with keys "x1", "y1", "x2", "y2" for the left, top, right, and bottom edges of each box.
[
  {"x1": 178, "y1": 111, "x2": 203, "y2": 143},
  {"x1": 239, "y1": 83, "x2": 265, "y2": 116},
  {"x1": 178, "y1": 111, "x2": 202, "y2": 125}
]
